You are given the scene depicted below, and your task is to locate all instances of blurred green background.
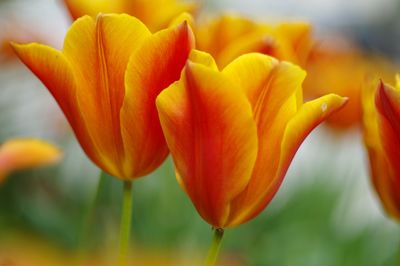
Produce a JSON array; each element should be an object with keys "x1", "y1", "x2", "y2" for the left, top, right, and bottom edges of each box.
[{"x1": 0, "y1": 0, "x2": 400, "y2": 265}]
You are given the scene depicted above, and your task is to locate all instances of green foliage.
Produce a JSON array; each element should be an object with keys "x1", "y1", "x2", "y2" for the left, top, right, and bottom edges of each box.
[{"x1": 0, "y1": 158, "x2": 398, "y2": 265}]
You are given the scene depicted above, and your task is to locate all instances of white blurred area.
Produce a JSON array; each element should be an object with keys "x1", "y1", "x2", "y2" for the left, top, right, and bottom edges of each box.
[
  {"x1": 0, "y1": 0, "x2": 70, "y2": 49},
  {"x1": 0, "y1": 0, "x2": 398, "y2": 241},
  {"x1": 211, "y1": 0, "x2": 397, "y2": 25}
]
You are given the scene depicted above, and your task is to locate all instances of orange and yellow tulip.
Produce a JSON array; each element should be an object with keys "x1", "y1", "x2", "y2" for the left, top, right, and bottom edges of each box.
[
  {"x1": 195, "y1": 14, "x2": 313, "y2": 68},
  {"x1": 0, "y1": 139, "x2": 62, "y2": 183},
  {"x1": 363, "y1": 77, "x2": 400, "y2": 220},
  {"x1": 304, "y1": 38, "x2": 396, "y2": 129},
  {"x1": 63, "y1": 0, "x2": 197, "y2": 32},
  {"x1": 156, "y1": 50, "x2": 347, "y2": 228},
  {"x1": 12, "y1": 14, "x2": 194, "y2": 180}
]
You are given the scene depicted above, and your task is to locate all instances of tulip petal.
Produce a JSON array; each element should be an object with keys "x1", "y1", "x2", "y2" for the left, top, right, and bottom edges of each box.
[
  {"x1": 222, "y1": 53, "x2": 278, "y2": 106},
  {"x1": 156, "y1": 61, "x2": 258, "y2": 227},
  {"x1": 279, "y1": 94, "x2": 348, "y2": 178},
  {"x1": 62, "y1": 14, "x2": 150, "y2": 178},
  {"x1": 11, "y1": 43, "x2": 75, "y2": 124},
  {"x1": 0, "y1": 139, "x2": 62, "y2": 182},
  {"x1": 378, "y1": 81, "x2": 400, "y2": 135},
  {"x1": 363, "y1": 80, "x2": 400, "y2": 219},
  {"x1": 11, "y1": 42, "x2": 105, "y2": 170},
  {"x1": 377, "y1": 82, "x2": 400, "y2": 172},
  {"x1": 223, "y1": 56, "x2": 306, "y2": 226},
  {"x1": 188, "y1": 49, "x2": 219, "y2": 70},
  {"x1": 375, "y1": 82, "x2": 400, "y2": 212},
  {"x1": 229, "y1": 94, "x2": 347, "y2": 226},
  {"x1": 120, "y1": 22, "x2": 194, "y2": 178},
  {"x1": 168, "y1": 12, "x2": 195, "y2": 29}
]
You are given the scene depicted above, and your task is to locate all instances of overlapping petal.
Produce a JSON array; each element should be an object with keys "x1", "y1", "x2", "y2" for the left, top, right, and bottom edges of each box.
[
  {"x1": 64, "y1": 14, "x2": 151, "y2": 177},
  {"x1": 120, "y1": 21, "x2": 194, "y2": 177},
  {"x1": 223, "y1": 54, "x2": 306, "y2": 225},
  {"x1": 0, "y1": 139, "x2": 62, "y2": 182},
  {"x1": 157, "y1": 55, "x2": 258, "y2": 227}
]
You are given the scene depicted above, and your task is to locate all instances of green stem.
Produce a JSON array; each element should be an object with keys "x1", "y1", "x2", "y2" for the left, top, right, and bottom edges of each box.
[
  {"x1": 205, "y1": 228, "x2": 224, "y2": 266},
  {"x1": 118, "y1": 180, "x2": 133, "y2": 266},
  {"x1": 396, "y1": 237, "x2": 400, "y2": 265},
  {"x1": 79, "y1": 171, "x2": 107, "y2": 249}
]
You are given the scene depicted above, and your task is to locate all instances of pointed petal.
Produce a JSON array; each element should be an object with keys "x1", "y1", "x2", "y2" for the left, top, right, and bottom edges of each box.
[
  {"x1": 11, "y1": 42, "x2": 104, "y2": 170},
  {"x1": 11, "y1": 43, "x2": 75, "y2": 123},
  {"x1": 229, "y1": 94, "x2": 347, "y2": 226},
  {"x1": 280, "y1": 94, "x2": 348, "y2": 175},
  {"x1": 168, "y1": 12, "x2": 195, "y2": 29},
  {"x1": 0, "y1": 139, "x2": 62, "y2": 182},
  {"x1": 62, "y1": 14, "x2": 150, "y2": 178},
  {"x1": 156, "y1": 61, "x2": 258, "y2": 227},
  {"x1": 120, "y1": 22, "x2": 194, "y2": 177},
  {"x1": 188, "y1": 49, "x2": 219, "y2": 70}
]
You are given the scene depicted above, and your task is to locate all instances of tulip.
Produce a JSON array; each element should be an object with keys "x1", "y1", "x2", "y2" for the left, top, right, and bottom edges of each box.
[
  {"x1": 156, "y1": 50, "x2": 347, "y2": 229},
  {"x1": 12, "y1": 13, "x2": 194, "y2": 265},
  {"x1": 363, "y1": 77, "x2": 400, "y2": 219},
  {"x1": 12, "y1": 13, "x2": 194, "y2": 181},
  {"x1": 63, "y1": 0, "x2": 197, "y2": 31},
  {"x1": 195, "y1": 15, "x2": 312, "y2": 68},
  {"x1": 0, "y1": 139, "x2": 62, "y2": 183},
  {"x1": 304, "y1": 37, "x2": 396, "y2": 129}
]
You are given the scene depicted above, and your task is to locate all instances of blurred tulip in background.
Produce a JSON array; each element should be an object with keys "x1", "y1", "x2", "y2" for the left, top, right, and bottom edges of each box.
[
  {"x1": 63, "y1": 0, "x2": 197, "y2": 31},
  {"x1": 195, "y1": 14, "x2": 313, "y2": 68},
  {"x1": 305, "y1": 38, "x2": 396, "y2": 129},
  {"x1": 0, "y1": 138, "x2": 62, "y2": 183}
]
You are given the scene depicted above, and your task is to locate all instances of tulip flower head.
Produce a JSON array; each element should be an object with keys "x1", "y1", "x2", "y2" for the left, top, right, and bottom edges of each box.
[
  {"x1": 0, "y1": 139, "x2": 62, "y2": 183},
  {"x1": 12, "y1": 14, "x2": 194, "y2": 180},
  {"x1": 304, "y1": 38, "x2": 396, "y2": 129},
  {"x1": 63, "y1": 0, "x2": 197, "y2": 31},
  {"x1": 363, "y1": 77, "x2": 400, "y2": 220},
  {"x1": 196, "y1": 15, "x2": 313, "y2": 68},
  {"x1": 156, "y1": 50, "x2": 347, "y2": 228}
]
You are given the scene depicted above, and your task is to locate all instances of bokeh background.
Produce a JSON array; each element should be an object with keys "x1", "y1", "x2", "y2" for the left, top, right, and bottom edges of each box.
[{"x1": 1, "y1": 0, "x2": 400, "y2": 265}]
